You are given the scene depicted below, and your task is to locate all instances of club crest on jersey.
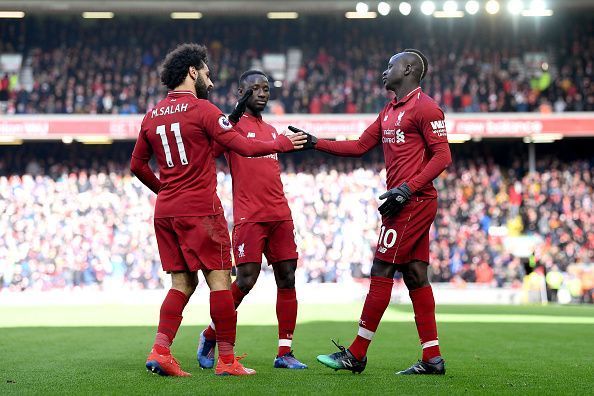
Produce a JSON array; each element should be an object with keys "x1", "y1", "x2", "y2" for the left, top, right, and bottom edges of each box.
[
  {"x1": 238, "y1": 243, "x2": 245, "y2": 258},
  {"x1": 396, "y1": 111, "x2": 406, "y2": 126},
  {"x1": 218, "y1": 116, "x2": 232, "y2": 130}
]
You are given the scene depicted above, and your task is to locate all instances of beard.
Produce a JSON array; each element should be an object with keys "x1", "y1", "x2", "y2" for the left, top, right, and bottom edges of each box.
[{"x1": 195, "y1": 76, "x2": 210, "y2": 99}]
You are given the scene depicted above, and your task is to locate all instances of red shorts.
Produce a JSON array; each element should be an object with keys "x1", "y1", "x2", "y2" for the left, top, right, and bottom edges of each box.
[
  {"x1": 154, "y1": 215, "x2": 232, "y2": 272},
  {"x1": 374, "y1": 198, "x2": 437, "y2": 265},
  {"x1": 232, "y1": 220, "x2": 298, "y2": 265}
]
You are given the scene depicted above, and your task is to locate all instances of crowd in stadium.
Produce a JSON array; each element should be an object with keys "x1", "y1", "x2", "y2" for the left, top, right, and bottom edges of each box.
[
  {"x1": 1, "y1": 147, "x2": 592, "y2": 302},
  {"x1": 1, "y1": 14, "x2": 593, "y2": 302},
  {"x1": 0, "y1": 15, "x2": 593, "y2": 115}
]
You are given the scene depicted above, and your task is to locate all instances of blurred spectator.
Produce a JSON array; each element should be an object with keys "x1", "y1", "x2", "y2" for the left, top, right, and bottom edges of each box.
[
  {"x1": 546, "y1": 265, "x2": 563, "y2": 302},
  {"x1": 0, "y1": 74, "x2": 9, "y2": 101},
  {"x1": 0, "y1": 144, "x2": 592, "y2": 298}
]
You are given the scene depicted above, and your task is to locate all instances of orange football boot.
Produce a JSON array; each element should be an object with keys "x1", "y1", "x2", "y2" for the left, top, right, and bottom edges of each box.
[
  {"x1": 215, "y1": 355, "x2": 256, "y2": 376},
  {"x1": 146, "y1": 348, "x2": 191, "y2": 377}
]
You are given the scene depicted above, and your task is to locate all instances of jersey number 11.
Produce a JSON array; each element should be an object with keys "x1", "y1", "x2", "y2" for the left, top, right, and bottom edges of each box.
[{"x1": 156, "y1": 122, "x2": 188, "y2": 167}]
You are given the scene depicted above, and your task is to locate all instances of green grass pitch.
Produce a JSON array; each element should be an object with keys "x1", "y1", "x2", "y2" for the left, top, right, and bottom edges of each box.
[{"x1": 1, "y1": 304, "x2": 593, "y2": 395}]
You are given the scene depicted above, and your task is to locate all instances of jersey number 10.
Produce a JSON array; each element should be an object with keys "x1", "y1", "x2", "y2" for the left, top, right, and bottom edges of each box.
[{"x1": 156, "y1": 122, "x2": 188, "y2": 167}]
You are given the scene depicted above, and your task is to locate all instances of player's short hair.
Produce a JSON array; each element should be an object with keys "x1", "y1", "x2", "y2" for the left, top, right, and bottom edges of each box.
[
  {"x1": 403, "y1": 48, "x2": 428, "y2": 82},
  {"x1": 160, "y1": 43, "x2": 209, "y2": 90},
  {"x1": 239, "y1": 70, "x2": 268, "y2": 85}
]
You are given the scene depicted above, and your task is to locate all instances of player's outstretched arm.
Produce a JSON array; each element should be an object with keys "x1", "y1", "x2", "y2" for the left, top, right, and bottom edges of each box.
[
  {"x1": 292, "y1": 116, "x2": 381, "y2": 157},
  {"x1": 218, "y1": 130, "x2": 307, "y2": 156},
  {"x1": 203, "y1": 101, "x2": 307, "y2": 156},
  {"x1": 211, "y1": 119, "x2": 307, "y2": 156},
  {"x1": 288, "y1": 126, "x2": 318, "y2": 150},
  {"x1": 130, "y1": 156, "x2": 161, "y2": 194}
]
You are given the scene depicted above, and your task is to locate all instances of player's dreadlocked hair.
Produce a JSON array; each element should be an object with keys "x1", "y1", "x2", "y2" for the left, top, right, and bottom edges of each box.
[
  {"x1": 160, "y1": 43, "x2": 209, "y2": 90},
  {"x1": 403, "y1": 48, "x2": 428, "y2": 82},
  {"x1": 239, "y1": 69, "x2": 268, "y2": 85}
]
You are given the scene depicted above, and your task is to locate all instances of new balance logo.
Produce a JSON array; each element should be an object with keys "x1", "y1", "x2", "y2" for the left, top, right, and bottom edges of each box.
[
  {"x1": 378, "y1": 247, "x2": 387, "y2": 253},
  {"x1": 247, "y1": 132, "x2": 256, "y2": 138},
  {"x1": 272, "y1": 132, "x2": 277, "y2": 139},
  {"x1": 342, "y1": 360, "x2": 353, "y2": 368},
  {"x1": 238, "y1": 243, "x2": 245, "y2": 258}
]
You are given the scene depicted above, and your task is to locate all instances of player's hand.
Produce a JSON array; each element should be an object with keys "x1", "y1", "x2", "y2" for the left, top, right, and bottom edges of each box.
[
  {"x1": 286, "y1": 132, "x2": 308, "y2": 150},
  {"x1": 378, "y1": 182, "x2": 412, "y2": 217},
  {"x1": 288, "y1": 125, "x2": 317, "y2": 150},
  {"x1": 228, "y1": 88, "x2": 253, "y2": 123}
]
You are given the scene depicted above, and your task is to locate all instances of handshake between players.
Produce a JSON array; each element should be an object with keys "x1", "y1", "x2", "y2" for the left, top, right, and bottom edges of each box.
[{"x1": 232, "y1": 88, "x2": 317, "y2": 152}]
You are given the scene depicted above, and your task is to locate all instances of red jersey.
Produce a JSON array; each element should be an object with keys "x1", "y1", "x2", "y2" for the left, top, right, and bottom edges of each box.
[
  {"x1": 217, "y1": 113, "x2": 292, "y2": 225},
  {"x1": 316, "y1": 87, "x2": 451, "y2": 199},
  {"x1": 131, "y1": 90, "x2": 294, "y2": 218}
]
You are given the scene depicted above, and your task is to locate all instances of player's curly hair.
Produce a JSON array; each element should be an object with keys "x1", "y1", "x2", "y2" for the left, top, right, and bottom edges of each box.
[
  {"x1": 403, "y1": 48, "x2": 428, "y2": 82},
  {"x1": 160, "y1": 43, "x2": 209, "y2": 90}
]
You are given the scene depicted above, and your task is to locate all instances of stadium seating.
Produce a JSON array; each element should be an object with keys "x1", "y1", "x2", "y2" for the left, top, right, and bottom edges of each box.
[
  {"x1": 0, "y1": 15, "x2": 592, "y2": 302},
  {"x1": 0, "y1": 145, "x2": 592, "y2": 301},
  {"x1": 0, "y1": 14, "x2": 593, "y2": 115}
]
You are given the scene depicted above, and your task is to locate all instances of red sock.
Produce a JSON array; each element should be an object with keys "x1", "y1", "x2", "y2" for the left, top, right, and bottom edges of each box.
[
  {"x1": 203, "y1": 323, "x2": 216, "y2": 341},
  {"x1": 231, "y1": 281, "x2": 247, "y2": 307},
  {"x1": 410, "y1": 285, "x2": 441, "y2": 361},
  {"x1": 210, "y1": 290, "x2": 237, "y2": 364},
  {"x1": 348, "y1": 276, "x2": 393, "y2": 360},
  {"x1": 153, "y1": 288, "x2": 189, "y2": 355},
  {"x1": 277, "y1": 288, "x2": 297, "y2": 357},
  {"x1": 203, "y1": 281, "x2": 246, "y2": 341}
]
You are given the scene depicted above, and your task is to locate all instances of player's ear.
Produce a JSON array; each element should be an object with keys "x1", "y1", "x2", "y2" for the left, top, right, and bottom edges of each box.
[{"x1": 404, "y1": 64, "x2": 412, "y2": 76}]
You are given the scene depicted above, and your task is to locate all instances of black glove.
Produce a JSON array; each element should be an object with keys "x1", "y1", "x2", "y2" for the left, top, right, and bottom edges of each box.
[
  {"x1": 378, "y1": 182, "x2": 412, "y2": 218},
  {"x1": 288, "y1": 125, "x2": 318, "y2": 150},
  {"x1": 228, "y1": 88, "x2": 253, "y2": 123}
]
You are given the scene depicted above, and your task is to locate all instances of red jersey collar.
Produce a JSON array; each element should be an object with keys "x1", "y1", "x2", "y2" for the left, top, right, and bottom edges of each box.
[
  {"x1": 243, "y1": 112, "x2": 263, "y2": 121},
  {"x1": 391, "y1": 86, "x2": 422, "y2": 107},
  {"x1": 167, "y1": 90, "x2": 197, "y2": 98}
]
